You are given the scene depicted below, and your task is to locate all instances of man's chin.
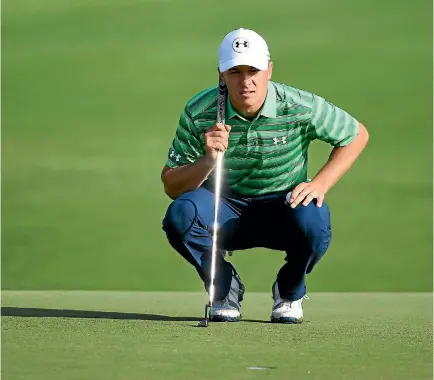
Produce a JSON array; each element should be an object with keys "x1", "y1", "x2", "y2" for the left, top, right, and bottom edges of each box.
[{"x1": 237, "y1": 97, "x2": 257, "y2": 108}]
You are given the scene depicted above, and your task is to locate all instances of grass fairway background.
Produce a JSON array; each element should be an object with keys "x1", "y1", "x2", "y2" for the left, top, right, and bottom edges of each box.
[
  {"x1": 2, "y1": 0, "x2": 432, "y2": 292},
  {"x1": 2, "y1": 291, "x2": 433, "y2": 380}
]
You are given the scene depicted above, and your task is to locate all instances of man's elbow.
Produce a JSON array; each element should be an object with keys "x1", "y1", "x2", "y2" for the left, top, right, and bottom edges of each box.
[
  {"x1": 161, "y1": 167, "x2": 176, "y2": 199},
  {"x1": 358, "y1": 122, "x2": 369, "y2": 144},
  {"x1": 162, "y1": 177, "x2": 178, "y2": 200},
  {"x1": 163, "y1": 184, "x2": 178, "y2": 200}
]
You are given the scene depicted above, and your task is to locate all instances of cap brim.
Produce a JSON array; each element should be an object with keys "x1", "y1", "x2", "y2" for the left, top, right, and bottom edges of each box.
[{"x1": 219, "y1": 55, "x2": 269, "y2": 72}]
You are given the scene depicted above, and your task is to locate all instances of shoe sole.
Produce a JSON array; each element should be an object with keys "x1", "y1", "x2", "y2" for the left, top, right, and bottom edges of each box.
[
  {"x1": 210, "y1": 315, "x2": 242, "y2": 322},
  {"x1": 270, "y1": 317, "x2": 303, "y2": 324}
]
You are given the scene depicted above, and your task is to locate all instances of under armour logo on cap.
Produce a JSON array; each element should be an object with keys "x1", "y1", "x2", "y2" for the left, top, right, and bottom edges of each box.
[
  {"x1": 232, "y1": 38, "x2": 249, "y2": 53},
  {"x1": 218, "y1": 28, "x2": 270, "y2": 72}
]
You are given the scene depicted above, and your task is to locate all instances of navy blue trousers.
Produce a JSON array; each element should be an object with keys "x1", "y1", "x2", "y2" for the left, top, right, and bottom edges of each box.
[{"x1": 162, "y1": 187, "x2": 332, "y2": 301}]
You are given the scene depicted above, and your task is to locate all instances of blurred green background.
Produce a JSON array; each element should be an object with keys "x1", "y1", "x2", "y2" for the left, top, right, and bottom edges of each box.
[{"x1": 2, "y1": 0, "x2": 432, "y2": 292}]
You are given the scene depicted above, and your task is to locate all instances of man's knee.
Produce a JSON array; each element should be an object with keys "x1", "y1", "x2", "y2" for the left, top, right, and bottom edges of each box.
[
  {"x1": 163, "y1": 198, "x2": 198, "y2": 237},
  {"x1": 292, "y1": 202, "x2": 332, "y2": 255}
]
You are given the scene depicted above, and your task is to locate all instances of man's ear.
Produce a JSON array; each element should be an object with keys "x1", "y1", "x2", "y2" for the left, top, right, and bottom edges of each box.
[{"x1": 267, "y1": 61, "x2": 273, "y2": 80}]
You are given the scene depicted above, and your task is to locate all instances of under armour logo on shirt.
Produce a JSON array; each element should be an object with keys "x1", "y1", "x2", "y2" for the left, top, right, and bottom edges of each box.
[
  {"x1": 170, "y1": 150, "x2": 181, "y2": 161},
  {"x1": 232, "y1": 38, "x2": 249, "y2": 53},
  {"x1": 273, "y1": 137, "x2": 287, "y2": 145}
]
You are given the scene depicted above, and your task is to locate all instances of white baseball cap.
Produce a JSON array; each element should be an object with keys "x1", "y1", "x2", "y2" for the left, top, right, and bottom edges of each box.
[{"x1": 218, "y1": 28, "x2": 270, "y2": 72}]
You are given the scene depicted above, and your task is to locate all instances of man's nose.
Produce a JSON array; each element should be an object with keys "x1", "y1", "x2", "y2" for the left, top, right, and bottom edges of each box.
[{"x1": 240, "y1": 72, "x2": 253, "y2": 85}]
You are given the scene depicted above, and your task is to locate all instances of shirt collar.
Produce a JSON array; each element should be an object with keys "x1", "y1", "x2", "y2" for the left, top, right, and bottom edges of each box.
[{"x1": 226, "y1": 81, "x2": 277, "y2": 121}]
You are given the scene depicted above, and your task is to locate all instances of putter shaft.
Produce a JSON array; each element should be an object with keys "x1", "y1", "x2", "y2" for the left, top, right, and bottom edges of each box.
[{"x1": 200, "y1": 79, "x2": 226, "y2": 327}]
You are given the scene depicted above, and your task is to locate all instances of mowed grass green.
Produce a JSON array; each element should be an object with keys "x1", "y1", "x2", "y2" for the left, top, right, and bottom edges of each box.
[
  {"x1": 2, "y1": 0, "x2": 432, "y2": 291},
  {"x1": 2, "y1": 291, "x2": 432, "y2": 380}
]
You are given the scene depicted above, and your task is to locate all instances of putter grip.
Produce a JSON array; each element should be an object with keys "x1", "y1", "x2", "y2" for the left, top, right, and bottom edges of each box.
[{"x1": 217, "y1": 79, "x2": 226, "y2": 125}]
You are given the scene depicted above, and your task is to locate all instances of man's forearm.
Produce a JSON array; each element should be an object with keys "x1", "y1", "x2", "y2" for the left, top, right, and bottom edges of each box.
[
  {"x1": 162, "y1": 157, "x2": 215, "y2": 199},
  {"x1": 313, "y1": 123, "x2": 369, "y2": 192}
]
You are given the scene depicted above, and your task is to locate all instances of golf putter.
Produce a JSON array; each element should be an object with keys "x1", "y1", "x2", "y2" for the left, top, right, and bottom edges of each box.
[{"x1": 197, "y1": 79, "x2": 227, "y2": 328}]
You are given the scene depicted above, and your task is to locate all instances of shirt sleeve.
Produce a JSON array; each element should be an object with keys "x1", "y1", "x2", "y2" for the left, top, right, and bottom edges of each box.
[
  {"x1": 165, "y1": 107, "x2": 204, "y2": 168},
  {"x1": 306, "y1": 93, "x2": 359, "y2": 147}
]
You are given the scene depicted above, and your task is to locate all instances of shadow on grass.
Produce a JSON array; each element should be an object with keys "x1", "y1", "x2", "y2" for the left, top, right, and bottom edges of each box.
[
  {"x1": 1, "y1": 307, "x2": 201, "y2": 322},
  {"x1": 1, "y1": 308, "x2": 298, "y2": 325}
]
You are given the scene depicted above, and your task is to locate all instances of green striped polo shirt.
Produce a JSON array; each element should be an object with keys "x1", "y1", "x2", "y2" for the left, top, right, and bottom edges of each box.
[{"x1": 166, "y1": 80, "x2": 359, "y2": 196}]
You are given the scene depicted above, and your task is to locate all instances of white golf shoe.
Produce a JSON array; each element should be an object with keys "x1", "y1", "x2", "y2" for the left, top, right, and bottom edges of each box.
[
  {"x1": 270, "y1": 281, "x2": 304, "y2": 324},
  {"x1": 209, "y1": 265, "x2": 245, "y2": 322}
]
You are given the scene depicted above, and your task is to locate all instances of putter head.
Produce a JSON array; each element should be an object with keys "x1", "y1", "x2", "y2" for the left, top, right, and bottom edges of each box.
[
  {"x1": 196, "y1": 303, "x2": 211, "y2": 328},
  {"x1": 197, "y1": 318, "x2": 209, "y2": 328}
]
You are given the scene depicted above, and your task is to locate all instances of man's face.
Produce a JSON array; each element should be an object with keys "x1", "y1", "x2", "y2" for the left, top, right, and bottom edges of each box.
[{"x1": 220, "y1": 62, "x2": 273, "y2": 115}]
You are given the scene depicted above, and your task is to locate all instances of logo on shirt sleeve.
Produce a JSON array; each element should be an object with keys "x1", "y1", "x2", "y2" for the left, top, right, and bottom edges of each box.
[{"x1": 169, "y1": 149, "x2": 181, "y2": 162}]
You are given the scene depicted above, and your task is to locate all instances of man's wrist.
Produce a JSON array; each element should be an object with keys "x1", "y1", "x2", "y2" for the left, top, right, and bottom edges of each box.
[
  {"x1": 311, "y1": 175, "x2": 332, "y2": 193},
  {"x1": 199, "y1": 155, "x2": 216, "y2": 170}
]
